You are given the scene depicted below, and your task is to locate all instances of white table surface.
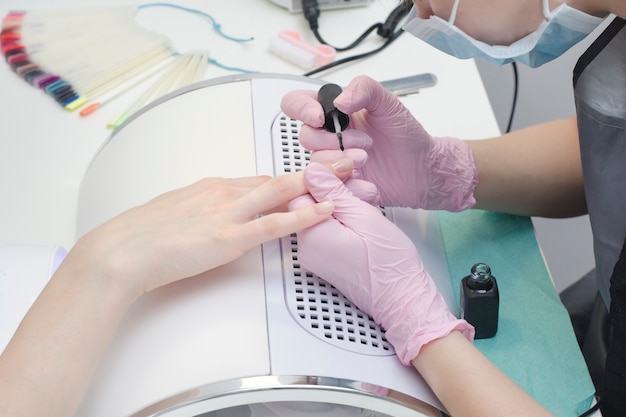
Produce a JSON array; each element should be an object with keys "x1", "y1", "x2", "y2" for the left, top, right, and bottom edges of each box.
[{"x1": 0, "y1": 0, "x2": 499, "y2": 250}]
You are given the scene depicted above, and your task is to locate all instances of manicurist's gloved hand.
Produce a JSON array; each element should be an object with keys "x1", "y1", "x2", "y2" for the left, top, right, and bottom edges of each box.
[
  {"x1": 281, "y1": 75, "x2": 478, "y2": 212},
  {"x1": 289, "y1": 162, "x2": 474, "y2": 364}
]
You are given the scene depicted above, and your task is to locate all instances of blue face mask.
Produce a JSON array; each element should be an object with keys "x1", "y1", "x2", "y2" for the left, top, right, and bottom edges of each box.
[{"x1": 402, "y1": 0, "x2": 605, "y2": 67}]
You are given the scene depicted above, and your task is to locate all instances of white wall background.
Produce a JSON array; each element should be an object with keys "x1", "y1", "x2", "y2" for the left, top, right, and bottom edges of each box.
[{"x1": 473, "y1": 19, "x2": 614, "y2": 292}]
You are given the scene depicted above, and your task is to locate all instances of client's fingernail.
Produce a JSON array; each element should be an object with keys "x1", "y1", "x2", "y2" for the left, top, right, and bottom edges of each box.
[
  {"x1": 332, "y1": 158, "x2": 354, "y2": 174},
  {"x1": 315, "y1": 200, "x2": 334, "y2": 214}
]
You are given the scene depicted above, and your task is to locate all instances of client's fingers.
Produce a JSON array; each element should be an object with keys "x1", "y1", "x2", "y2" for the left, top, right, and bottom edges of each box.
[
  {"x1": 287, "y1": 194, "x2": 316, "y2": 211},
  {"x1": 235, "y1": 159, "x2": 354, "y2": 218},
  {"x1": 236, "y1": 199, "x2": 334, "y2": 250}
]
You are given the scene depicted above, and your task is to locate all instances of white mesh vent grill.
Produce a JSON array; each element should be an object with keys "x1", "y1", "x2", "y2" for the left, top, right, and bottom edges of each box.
[{"x1": 271, "y1": 113, "x2": 394, "y2": 356}]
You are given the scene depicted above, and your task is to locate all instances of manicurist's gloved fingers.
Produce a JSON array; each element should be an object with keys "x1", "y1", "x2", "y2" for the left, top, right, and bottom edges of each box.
[
  {"x1": 299, "y1": 124, "x2": 373, "y2": 151},
  {"x1": 303, "y1": 162, "x2": 385, "y2": 225},
  {"x1": 280, "y1": 89, "x2": 324, "y2": 127},
  {"x1": 280, "y1": 76, "x2": 400, "y2": 123},
  {"x1": 333, "y1": 75, "x2": 404, "y2": 118},
  {"x1": 280, "y1": 88, "x2": 374, "y2": 152},
  {"x1": 309, "y1": 148, "x2": 368, "y2": 168},
  {"x1": 287, "y1": 193, "x2": 316, "y2": 212},
  {"x1": 288, "y1": 168, "x2": 370, "y2": 308},
  {"x1": 344, "y1": 178, "x2": 381, "y2": 206}
]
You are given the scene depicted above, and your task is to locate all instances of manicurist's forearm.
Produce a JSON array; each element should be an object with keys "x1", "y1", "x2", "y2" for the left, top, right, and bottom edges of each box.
[
  {"x1": 412, "y1": 331, "x2": 555, "y2": 417},
  {"x1": 469, "y1": 116, "x2": 586, "y2": 218}
]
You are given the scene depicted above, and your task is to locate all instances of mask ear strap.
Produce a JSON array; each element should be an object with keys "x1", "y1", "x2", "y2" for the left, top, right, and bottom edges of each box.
[
  {"x1": 448, "y1": 0, "x2": 460, "y2": 24},
  {"x1": 542, "y1": 0, "x2": 551, "y2": 21}
]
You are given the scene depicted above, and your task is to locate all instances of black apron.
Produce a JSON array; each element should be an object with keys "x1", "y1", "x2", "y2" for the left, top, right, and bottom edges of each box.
[{"x1": 574, "y1": 16, "x2": 626, "y2": 416}]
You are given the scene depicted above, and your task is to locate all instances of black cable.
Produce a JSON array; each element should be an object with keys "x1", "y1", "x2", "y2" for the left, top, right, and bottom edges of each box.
[
  {"x1": 303, "y1": 29, "x2": 404, "y2": 77},
  {"x1": 312, "y1": 24, "x2": 382, "y2": 52},
  {"x1": 505, "y1": 61, "x2": 519, "y2": 133},
  {"x1": 301, "y1": 0, "x2": 409, "y2": 52},
  {"x1": 302, "y1": 0, "x2": 320, "y2": 31}
]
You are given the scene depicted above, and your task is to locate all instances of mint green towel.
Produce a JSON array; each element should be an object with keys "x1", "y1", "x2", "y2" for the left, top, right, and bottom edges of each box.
[{"x1": 438, "y1": 209, "x2": 595, "y2": 417}]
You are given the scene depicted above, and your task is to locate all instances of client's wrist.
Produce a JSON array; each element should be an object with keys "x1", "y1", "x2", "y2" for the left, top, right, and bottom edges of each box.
[{"x1": 69, "y1": 229, "x2": 144, "y2": 307}]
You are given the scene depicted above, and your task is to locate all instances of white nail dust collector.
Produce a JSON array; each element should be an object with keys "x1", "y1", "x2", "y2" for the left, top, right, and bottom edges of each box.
[{"x1": 75, "y1": 74, "x2": 457, "y2": 417}]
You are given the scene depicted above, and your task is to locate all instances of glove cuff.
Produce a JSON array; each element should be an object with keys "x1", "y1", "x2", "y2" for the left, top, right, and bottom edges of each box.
[
  {"x1": 377, "y1": 270, "x2": 476, "y2": 366},
  {"x1": 399, "y1": 318, "x2": 475, "y2": 366},
  {"x1": 423, "y1": 136, "x2": 479, "y2": 212}
]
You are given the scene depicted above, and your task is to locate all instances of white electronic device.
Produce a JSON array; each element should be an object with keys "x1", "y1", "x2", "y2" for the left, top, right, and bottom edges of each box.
[
  {"x1": 70, "y1": 73, "x2": 457, "y2": 417},
  {"x1": 269, "y1": 0, "x2": 373, "y2": 13}
]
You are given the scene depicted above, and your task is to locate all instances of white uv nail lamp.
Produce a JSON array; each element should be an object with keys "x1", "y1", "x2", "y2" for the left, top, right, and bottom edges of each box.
[{"x1": 75, "y1": 74, "x2": 457, "y2": 417}]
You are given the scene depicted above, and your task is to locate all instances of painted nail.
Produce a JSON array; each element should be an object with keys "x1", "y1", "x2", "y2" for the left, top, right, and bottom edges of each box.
[
  {"x1": 315, "y1": 200, "x2": 334, "y2": 214},
  {"x1": 331, "y1": 158, "x2": 354, "y2": 175}
]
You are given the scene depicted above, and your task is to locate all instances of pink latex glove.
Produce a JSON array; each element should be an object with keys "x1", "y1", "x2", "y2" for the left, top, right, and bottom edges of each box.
[
  {"x1": 281, "y1": 75, "x2": 478, "y2": 211},
  {"x1": 289, "y1": 162, "x2": 474, "y2": 365}
]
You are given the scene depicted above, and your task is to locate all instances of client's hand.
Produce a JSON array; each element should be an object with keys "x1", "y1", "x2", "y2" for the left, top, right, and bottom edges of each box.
[
  {"x1": 0, "y1": 163, "x2": 358, "y2": 417},
  {"x1": 281, "y1": 75, "x2": 478, "y2": 211},
  {"x1": 71, "y1": 164, "x2": 353, "y2": 299},
  {"x1": 290, "y1": 162, "x2": 474, "y2": 364}
]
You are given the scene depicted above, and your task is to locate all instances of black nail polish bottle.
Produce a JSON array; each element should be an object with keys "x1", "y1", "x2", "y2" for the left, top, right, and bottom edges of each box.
[{"x1": 460, "y1": 263, "x2": 499, "y2": 339}]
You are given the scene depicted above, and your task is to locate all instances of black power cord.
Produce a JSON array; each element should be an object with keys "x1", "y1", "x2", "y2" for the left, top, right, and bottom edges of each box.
[
  {"x1": 505, "y1": 62, "x2": 519, "y2": 133},
  {"x1": 301, "y1": 0, "x2": 410, "y2": 52},
  {"x1": 303, "y1": 29, "x2": 404, "y2": 77},
  {"x1": 301, "y1": 1, "x2": 410, "y2": 76}
]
